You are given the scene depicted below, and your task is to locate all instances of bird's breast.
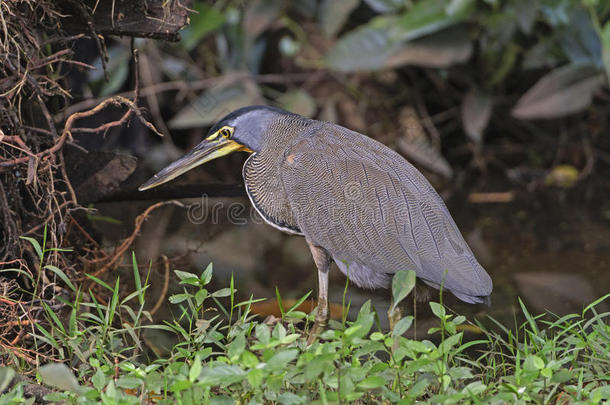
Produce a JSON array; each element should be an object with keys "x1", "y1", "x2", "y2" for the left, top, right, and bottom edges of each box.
[{"x1": 242, "y1": 152, "x2": 303, "y2": 235}]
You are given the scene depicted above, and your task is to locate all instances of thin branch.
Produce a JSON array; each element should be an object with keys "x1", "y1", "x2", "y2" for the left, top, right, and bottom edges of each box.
[{"x1": 85, "y1": 200, "x2": 184, "y2": 285}]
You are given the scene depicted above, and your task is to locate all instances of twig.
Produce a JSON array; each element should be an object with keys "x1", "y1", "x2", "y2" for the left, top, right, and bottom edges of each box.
[
  {"x1": 1, "y1": 95, "x2": 161, "y2": 167},
  {"x1": 86, "y1": 201, "x2": 184, "y2": 285},
  {"x1": 55, "y1": 72, "x2": 315, "y2": 121},
  {"x1": 0, "y1": 319, "x2": 38, "y2": 328},
  {"x1": 59, "y1": 150, "x2": 77, "y2": 204},
  {"x1": 149, "y1": 255, "x2": 170, "y2": 316}
]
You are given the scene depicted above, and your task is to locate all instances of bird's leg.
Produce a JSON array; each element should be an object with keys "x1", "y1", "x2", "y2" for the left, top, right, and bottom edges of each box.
[{"x1": 306, "y1": 240, "x2": 331, "y2": 345}]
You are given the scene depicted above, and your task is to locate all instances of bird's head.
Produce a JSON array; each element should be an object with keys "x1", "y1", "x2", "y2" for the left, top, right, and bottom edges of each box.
[{"x1": 138, "y1": 105, "x2": 290, "y2": 191}]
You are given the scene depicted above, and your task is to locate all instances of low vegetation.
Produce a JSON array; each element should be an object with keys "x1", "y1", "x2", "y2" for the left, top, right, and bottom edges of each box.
[{"x1": 1, "y1": 244, "x2": 608, "y2": 404}]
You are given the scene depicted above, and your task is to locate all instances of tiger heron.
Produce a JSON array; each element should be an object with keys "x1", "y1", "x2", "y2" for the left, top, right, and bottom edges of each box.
[{"x1": 139, "y1": 106, "x2": 492, "y2": 339}]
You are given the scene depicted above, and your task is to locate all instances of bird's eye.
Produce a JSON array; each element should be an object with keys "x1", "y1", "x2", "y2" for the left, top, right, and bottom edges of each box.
[{"x1": 220, "y1": 128, "x2": 232, "y2": 138}]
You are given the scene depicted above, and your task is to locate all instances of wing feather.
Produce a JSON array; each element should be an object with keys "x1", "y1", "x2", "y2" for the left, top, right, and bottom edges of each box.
[{"x1": 280, "y1": 124, "x2": 492, "y2": 301}]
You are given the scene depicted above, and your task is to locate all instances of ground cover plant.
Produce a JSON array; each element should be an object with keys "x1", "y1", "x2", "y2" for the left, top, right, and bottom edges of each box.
[{"x1": 0, "y1": 242, "x2": 608, "y2": 403}]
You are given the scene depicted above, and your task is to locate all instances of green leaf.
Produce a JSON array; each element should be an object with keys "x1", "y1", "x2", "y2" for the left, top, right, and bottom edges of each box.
[
  {"x1": 602, "y1": 21, "x2": 610, "y2": 79},
  {"x1": 189, "y1": 354, "x2": 202, "y2": 382},
  {"x1": 199, "y1": 365, "x2": 246, "y2": 386},
  {"x1": 429, "y1": 302, "x2": 445, "y2": 319},
  {"x1": 461, "y1": 380, "x2": 486, "y2": 395},
  {"x1": 384, "y1": 26, "x2": 472, "y2": 68},
  {"x1": 357, "y1": 375, "x2": 386, "y2": 390},
  {"x1": 0, "y1": 367, "x2": 15, "y2": 393},
  {"x1": 44, "y1": 265, "x2": 76, "y2": 292},
  {"x1": 116, "y1": 376, "x2": 142, "y2": 389},
  {"x1": 93, "y1": 46, "x2": 130, "y2": 97},
  {"x1": 227, "y1": 334, "x2": 246, "y2": 362},
  {"x1": 523, "y1": 354, "x2": 545, "y2": 372},
  {"x1": 211, "y1": 288, "x2": 232, "y2": 298},
  {"x1": 392, "y1": 316, "x2": 414, "y2": 336},
  {"x1": 131, "y1": 253, "x2": 144, "y2": 306},
  {"x1": 201, "y1": 263, "x2": 214, "y2": 285},
  {"x1": 39, "y1": 363, "x2": 81, "y2": 393},
  {"x1": 393, "y1": 0, "x2": 473, "y2": 42},
  {"x1": 169, "y1": 293, "x2": 190, "y2": 304},
  {"x1": 255, "y1": 323, "x2": 270, "y2": 345},
  {"x1": 551, "y1": 369, "x2": 573, "y2": 383},
  {"x1": 277, "y1": 89, "x2": 317, "y2": 118},
  {"x1": 91, "y1": 368, "x2": 106, "y2": 392},
  {"x1": 326, "y1": 15, "x2": 400, "y2": 71},
  {"x1": 266, "y1": 349, "x2": 298, "y2": 371},
  {"x1": 85, "y1": 274, "x2": 114, "y2": 291},
  {"x1": 517, "y1": 297, "x2": 539, "y2": 335},
  {"x1": 106, "y1": 277, "x2": 120, "y2": 327},
  {"x1": 370, "y1": 332, "x2": 385, "y2": 341},
  {"x1": 557, "y1": 8, "x2": 602, "y2": 66},
  {"x1": 20, "y1": 236, "x2": 43, "y2": 261},
  {"x1": 319, "y1": 0, "x2": 361, "y2": 37},
  {"x1": 244, "y1": 0, "x2": 283, "y2": 38},
  {"x1": 168, "y1": 85, "x2": 261, "y2": 130},
  {"x1": 240, "y1": 350, "x2": 260, "y2": 368},
  {"x1": 277, "y1": 392, "x2": 305, "y2": 405},
  {"x1": 174, "y1": 270, "x2": 198, "y2": 282},
  {"x1": 181, "y1": 3, "x2": 225, "y2": 51},
  {"x1": 364, "y1": 0, "x2": 405, "y2": 13},
  {"x1": 279, "y1": 333, "x2": 300, "y2": 345},
  {"x1": 590, "y1": 385, "x2": 610, "y2": 401},
  {"x1": 195, "y1": 289, "x2": 208, "y2": 306},
  {"x1": 247, "y1": 368, "x2": 264, "y2": 387},
  {"x1": 438, "y1": 332, "x2": 462, "y2": 353},
  {"x1": 392, "y1": 270, "x2": 416, "y2": 312},
  {"x1": 170, "y1": 379, "x2": 192, "y2": 392},
  {"x1": 285, "y1": 291, "x2": 312, "y2": 316}
]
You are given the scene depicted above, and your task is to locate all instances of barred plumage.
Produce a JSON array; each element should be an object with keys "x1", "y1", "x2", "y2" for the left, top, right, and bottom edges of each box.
[
  {"x1": 242, "y1": 115, "x2": 491, "y2": 303},
  {"x1": 139, "y1": 105, "x2": 493, "y2": 339}
]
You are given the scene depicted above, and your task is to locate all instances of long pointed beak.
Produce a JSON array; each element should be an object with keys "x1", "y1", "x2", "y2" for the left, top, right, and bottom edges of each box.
[{"x1": 138, "y1": 138, "x2": 245, "y2": 191}]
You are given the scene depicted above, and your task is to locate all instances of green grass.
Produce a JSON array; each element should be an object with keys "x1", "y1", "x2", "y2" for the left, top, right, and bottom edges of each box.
[{"x1": 1, "y1": 252, "x2": 609, "y2": 404}]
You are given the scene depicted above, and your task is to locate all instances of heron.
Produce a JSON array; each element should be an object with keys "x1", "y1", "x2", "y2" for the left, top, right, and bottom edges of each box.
[{"x1": 139, "y1": 106, "x2": 492, "y2": 340}]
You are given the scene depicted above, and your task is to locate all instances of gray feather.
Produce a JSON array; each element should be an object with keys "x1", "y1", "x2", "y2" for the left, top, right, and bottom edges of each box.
[{"x1": 243, "y1": 117, "x2": 492, "y2": 303}]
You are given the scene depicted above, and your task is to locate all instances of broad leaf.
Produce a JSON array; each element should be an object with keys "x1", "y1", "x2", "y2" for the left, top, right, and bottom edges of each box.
[
  {"x1": 319, "y1": 0, "x2": 360, "y2": 37},
  {"x1": 513, "y1": 0, "x2": 539, "y2": 35},
  {"x1": 511, "y1": 64, "x2": 604, "y2": 119},
  {"x1": 327, "y1": 0, "x2": 473, "y2": 72},
  {"x1": 385, "y1": 26, "x2": 472, "y2": 68},
  {"x1": 557, "y1": 9, "x2": 603, "y2": 67},
  {"x1": 39, "y1": 363, "x2": 81, "y2": 393},
  {"x1": 199, "y1": 364, "x2": 246, "y2": 386},
  {"x1": 326, "y1": 15, "x2": 399, "y2": 71},
  {"x1": 244, "y1": 0, "x2": 282, "y2": 38},
  {"x1": 392, "y1": 0, "x2": 474, "y2": 43},
  {"x1": 277, "y1": 89, "x2": 316, "y2": 117},
  {"x1": 391, "y1": 270, "x2": 416, "y2": 311},
  {"x1": 0, "y1": 367, "x2": 15, "y2": 393},
  {"x1": 169, "y1": 83, "x2": 262, "y2": 129},
  {"x1": 364, "y1": 0, "x2": 405, "y2": 13},
  {"x1": 396, "y1": 107, "x2": 453, "y2": 179},
  {"x1": 181, "y1": 4, "x2": 225, "y2": 51},
  {"x1": 461, "y1": 88, "x2": 493, "y2": 144}
]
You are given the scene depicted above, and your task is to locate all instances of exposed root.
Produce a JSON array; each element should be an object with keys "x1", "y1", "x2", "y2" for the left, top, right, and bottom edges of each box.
[{"x1": 86, "y1": 201, "x2": 185, "y2": 286}]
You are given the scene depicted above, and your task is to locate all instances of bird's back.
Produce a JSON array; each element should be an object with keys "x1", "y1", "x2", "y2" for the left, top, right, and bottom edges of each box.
[{"x1": 279, "y1": 122, "x2": 492, "y2": 303}]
